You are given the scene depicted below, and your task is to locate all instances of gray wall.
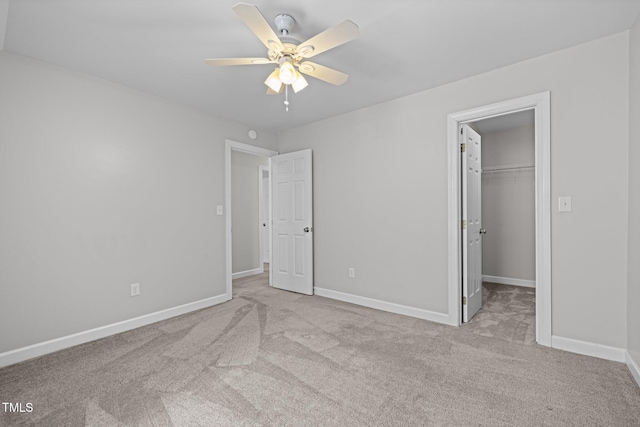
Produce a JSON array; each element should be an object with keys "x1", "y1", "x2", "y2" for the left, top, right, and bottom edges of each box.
[
  {"x1": 1, "y1": 29, "x2": 638, "y2": 360},
  {"x1": 231, "y1": 151, "x2": 268, "y2": 274},
  {"x1": 0, "y1": 51, "x2": 277, "y2": 353},
  {"x1": 278, "y1": 33, "x2": 629, "y2": 348},
  {"x1": 0, "y1": 0, "x2": 7, "y2": 49},
  {"x1": 628, "y1": 16, "x2": 640, "y2": 369},
  {"x1": 481, "y1": 125, "x2": 535, "y2": 282}
]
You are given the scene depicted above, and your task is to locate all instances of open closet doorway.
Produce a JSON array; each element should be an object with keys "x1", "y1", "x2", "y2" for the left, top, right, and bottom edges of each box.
[
  {"x1": 447, "y1": 92, "x2": 551, "y2": 347},
  {"x1": 474, "y1": 111, "x2": 536, "y2": 289},
  {"x1": 465, "y1": 111, "x2": 537, "y2": 342}
]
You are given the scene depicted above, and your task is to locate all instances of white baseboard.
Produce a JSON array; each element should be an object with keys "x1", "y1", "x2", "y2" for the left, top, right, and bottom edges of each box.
[
  {"x1": 232, "y1": 267, "x2": 263, "y2": 280},
  {"x1": 483, "y1": 275, "x2": 536, "y2": 288},
  {"x1": 551, "y1": 335, "x2": 626, "y2": 362},
  {"x1": 314, "y1": 287, "x2": 453, "y2": 325},
  {"x1": 0, "y1": 293, "x2": 230, "y2": 368},
  {"x1": 626, "y1": 351, "x2": 640, "y2": 388}
]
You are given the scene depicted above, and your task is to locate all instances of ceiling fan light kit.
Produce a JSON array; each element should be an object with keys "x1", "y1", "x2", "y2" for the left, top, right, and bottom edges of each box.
[
  {"x1": 264, "y1": 68, "x2": 283, "y2": 93},
  {"x1": 292, "y1": 71, "x2": 308, "y2": 93},
  {"x1": 205, "y1": 3, "x2": 359, "y2": 112},
  {"x1": 278, "y1": 60, "x2": 296, "y2": 85}
]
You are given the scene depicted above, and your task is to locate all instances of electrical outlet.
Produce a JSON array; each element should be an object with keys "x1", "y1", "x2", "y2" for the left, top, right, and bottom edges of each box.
[
  {"x1": 348, "y1": 268, "x2": 355, "y2": 278},
  {"x1": 130, "y1": 283, "x2": 140, "y2": 297}
]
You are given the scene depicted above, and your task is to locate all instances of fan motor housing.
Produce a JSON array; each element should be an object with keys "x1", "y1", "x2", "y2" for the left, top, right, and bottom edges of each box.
[{"x1": 275, "y1": 14, "x2": 295, "y2": 35}]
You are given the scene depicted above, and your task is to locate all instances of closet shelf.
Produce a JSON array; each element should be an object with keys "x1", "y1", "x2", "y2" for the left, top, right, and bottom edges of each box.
[{"x1": 482, "y1": 163, "x2": 534, "y2": 173}]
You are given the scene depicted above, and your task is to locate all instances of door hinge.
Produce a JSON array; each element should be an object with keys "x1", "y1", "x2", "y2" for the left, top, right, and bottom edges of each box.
[
  {"x1": 462, "y1": 296, "x2": 467, "y2": 305},
  {"x1": 460, "y1": 143, "x2": 466, "y2": 153},
  {"x1": 460, "y1": 128, "x2": 464, "y2": 135},
  {"x1": 462, "y1": 219, "x2": 467, "y2": 230}
]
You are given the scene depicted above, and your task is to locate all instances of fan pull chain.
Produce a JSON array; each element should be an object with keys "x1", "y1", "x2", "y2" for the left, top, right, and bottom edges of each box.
[{"x1": 284, "y1": 85, "x2": 290, "y2": 112}]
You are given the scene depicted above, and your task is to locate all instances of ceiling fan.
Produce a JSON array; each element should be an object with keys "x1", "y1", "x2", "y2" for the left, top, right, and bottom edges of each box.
[{"x1": 205, "y1": 3, "x2": 359, "y2": 111}]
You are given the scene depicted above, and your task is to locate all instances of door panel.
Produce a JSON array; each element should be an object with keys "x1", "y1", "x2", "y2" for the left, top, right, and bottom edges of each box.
[
  {"x1": 277, "y1": 182, "x2": 288, "y2": 221},
  {"x1": 272, "y1": 149, "x2": 313, "y2": 295},
  {"x1": 294, "y1": 181, "x2": 305, "y2": 221},
  {"x1": 294, "y1": 235, "x2": 305, "y2": 275},
  {"x1": 462, "y1": 124, "x2": 483, "y2": 322}
]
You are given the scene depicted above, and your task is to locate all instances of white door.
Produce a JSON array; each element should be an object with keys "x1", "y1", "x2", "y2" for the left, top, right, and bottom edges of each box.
[
  {"x1": 271, "y1": 149, "x2": 313, "y2": 295},
  {"x1": 462, "y1": 124, "x2": 483, "y2": 322},
  {"x1": 259, "y1": 166, "x2": 270, "y2": 264}
]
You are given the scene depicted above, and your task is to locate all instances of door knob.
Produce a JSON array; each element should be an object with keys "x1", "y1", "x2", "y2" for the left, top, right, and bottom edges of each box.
[
  {"x1": 480, "y1": 228, "x2": 487, "y2": 234},
  {"x1": 304, "y1": 227, "x2": 312, "y2": 233}
]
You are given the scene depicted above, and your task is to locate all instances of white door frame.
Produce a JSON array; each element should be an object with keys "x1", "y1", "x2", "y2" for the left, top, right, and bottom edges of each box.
[
  {"x1": 446, "y1": 92, "x2": 551, "y2": 346},
  {"x1": 225, "y1": 140, "x2": 278, "y2": 300}
]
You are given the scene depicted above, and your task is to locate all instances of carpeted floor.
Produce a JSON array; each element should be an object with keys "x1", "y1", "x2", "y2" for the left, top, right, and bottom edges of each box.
[
  {"x1": 1, "y1": 269, "x2": 639, "y2": 426},
  {"x1": 464, "y1": 282, "x2": 537, "y2": 345}
]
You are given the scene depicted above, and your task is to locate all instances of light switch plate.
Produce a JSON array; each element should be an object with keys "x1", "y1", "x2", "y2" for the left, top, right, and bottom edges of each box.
[
  {"x1": 558, "y1": 196, "x2": 572, "y2": 212},
  {"x1": 217, "y1": 205, "x2": 223, "y2": 216}
]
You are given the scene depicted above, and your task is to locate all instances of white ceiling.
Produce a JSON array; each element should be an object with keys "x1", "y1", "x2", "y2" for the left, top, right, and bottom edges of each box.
[
  {"x1": 3, "y1": 0, "x2": 640, "y2": 131},
  {"x1": 473, "y1": 109, "x2": 535, "y2": 134}
]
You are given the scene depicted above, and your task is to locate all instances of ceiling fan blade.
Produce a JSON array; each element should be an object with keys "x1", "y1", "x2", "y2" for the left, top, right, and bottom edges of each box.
[
  {"x1": 296, "y1": 20, "x2": 359, "y2": 59},
  {"x1": 205, "y1": 58, "x2": 273, "y2": 66},
  {"x1": 298, "y1": 61, "x2": 349, "y2": 86},
  {"x1": 232, "y1": 3, "x2": 284, "y2": 52}
]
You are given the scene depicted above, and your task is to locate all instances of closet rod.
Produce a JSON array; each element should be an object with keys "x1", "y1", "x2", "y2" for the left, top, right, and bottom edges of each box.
[{"x1": 482, "y1": 163, "x2": 535, "y2": 173}]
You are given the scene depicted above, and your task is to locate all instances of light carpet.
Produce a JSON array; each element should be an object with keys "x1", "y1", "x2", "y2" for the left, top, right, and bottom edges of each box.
[{"x1": 1, "y1": 271, "x2": 639, "y2": 426}]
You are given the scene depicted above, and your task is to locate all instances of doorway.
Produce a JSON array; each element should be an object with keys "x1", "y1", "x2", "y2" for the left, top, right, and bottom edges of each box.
[
  {"x1": 225, "y1": 140, "x2": 315, "y2": 299},
  {"x1": 474, "y1": 111, "x2": 536, "y2": 291},
  {"x1": 259, "y1": 165, "x2": 270, "y2": 266},
  {"x1": 446, "y1": 92, "x2": 551, "y2": 347},
  {"x1": 230, "y1": 150, "x2": 270, "y2": 279},
  {"x1": 225, "y1": 140, "x2": 278, "y2": 300},
  {"x1": 463, "y1": 112, "x2": 537, "y2": 343}
]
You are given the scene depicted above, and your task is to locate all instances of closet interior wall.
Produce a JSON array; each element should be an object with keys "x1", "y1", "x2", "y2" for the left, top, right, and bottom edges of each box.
[{"x1": 481, "y1": 124, "x2": 536, "y2": 286}]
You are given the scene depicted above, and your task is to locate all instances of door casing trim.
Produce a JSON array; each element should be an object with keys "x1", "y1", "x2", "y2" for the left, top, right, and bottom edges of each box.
[{"x1": 446, "y1": 92, "x2": 551, "y2": 346}]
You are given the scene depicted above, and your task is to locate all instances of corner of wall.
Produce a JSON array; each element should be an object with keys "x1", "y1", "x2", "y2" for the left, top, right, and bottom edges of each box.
[
  {"x1": 0, "y1": 0, "x2": 9, "y2": 50},
  {"x1": 627, "y1": 11, "x2": 640, "y2": 389},
  {"x1": 628, "y1": 351, "x2": 640, "y2": 388}
]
